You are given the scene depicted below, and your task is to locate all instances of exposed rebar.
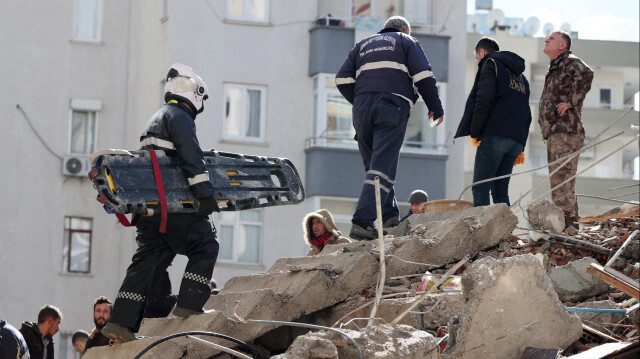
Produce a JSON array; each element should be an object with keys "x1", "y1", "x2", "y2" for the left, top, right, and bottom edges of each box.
[{"x1": 369, "y1": 176, "x2": 386, "y2": 326}]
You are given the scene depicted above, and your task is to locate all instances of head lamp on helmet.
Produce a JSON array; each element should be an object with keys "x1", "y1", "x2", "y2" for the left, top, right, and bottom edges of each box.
[{"x1": 164, "y1": 63, "x2": 209, "y2": 114}]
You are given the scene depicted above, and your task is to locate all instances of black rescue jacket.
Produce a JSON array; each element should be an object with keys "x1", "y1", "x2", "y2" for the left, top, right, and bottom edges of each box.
[
  {"x1": 139, "y1": 101, "x2": 215, "y2": 200},
  {"x1": 455, "y1": 51, "x2": 532, "y2": 147}
]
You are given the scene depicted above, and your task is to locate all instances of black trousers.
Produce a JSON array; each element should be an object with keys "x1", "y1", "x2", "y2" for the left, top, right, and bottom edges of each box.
[{"x1": 110, "y1": 213, "x2": 218, "y2": 330}]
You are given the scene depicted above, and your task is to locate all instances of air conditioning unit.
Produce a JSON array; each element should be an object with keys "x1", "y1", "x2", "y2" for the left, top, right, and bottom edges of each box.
[{"x1": 62, "y1": 154, "x2": 91, "y2": 177}]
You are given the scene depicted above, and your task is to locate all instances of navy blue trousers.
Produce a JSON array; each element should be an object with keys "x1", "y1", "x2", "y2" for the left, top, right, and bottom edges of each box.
[
  {"x1": 472, "y1": 134, "x2": 523, "y2": 207},
  {"x1": 352, "y1": 92, "x2": 410, "y2": 228}
]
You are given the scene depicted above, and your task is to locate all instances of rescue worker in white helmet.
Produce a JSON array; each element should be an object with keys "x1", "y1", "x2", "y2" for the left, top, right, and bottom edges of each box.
[{"x1": 103, "y1": 63, "x2": 219, "y2": 342}]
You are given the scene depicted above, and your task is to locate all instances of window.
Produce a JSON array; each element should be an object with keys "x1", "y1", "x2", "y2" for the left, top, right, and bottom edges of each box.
[
  {"x1": 599, "y1": 88, "x2": 612, "y2": 109},
  {"x1": 226, "y1": 0, "x2": 269, "y2": 23},
  {"x1": 403, "y1": 0, "x2": 430, "y2": 26},
  {"x1": 223, "y1": 84, "x2": 267, "y2": 142},
  {"x1": 63, "y1": 217, "x2": 93, "y2": 273},
  {"x1": 74, "y1": 0, "x2": 102, "y2": 42},
  {"x1": 215, "y1": 209, "x2": 262, "y2": 264},
  {"x1": 70, "y1": 110, "x2": 97, "y2": 154},
  {"x1": 69, "y1": 99, "x2": 100, "y2": 154},
  {"x1": 311, "y1": 74, "x2": 355, "y2": 147},
  {"x1": 403, "y1": 83, "x2": 447, "y2": 153},
  {"x1": 310, "y1": 73, "x2": 447, "y2": 154}
]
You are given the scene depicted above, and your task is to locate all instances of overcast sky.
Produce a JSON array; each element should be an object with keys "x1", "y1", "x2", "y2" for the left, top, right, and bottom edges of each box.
[{"x1": 467, "y1": 0, "x2": 640, "y2": 42}]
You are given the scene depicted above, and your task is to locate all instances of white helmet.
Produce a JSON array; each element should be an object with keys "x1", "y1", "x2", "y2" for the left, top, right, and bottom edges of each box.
[{"x1": 164, "y1": 63, "x2": 209, "y2": 114}]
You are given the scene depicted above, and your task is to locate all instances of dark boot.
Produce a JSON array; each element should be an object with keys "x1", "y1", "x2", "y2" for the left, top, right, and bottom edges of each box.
[
  {"x1": 102, "y1": 322, "x2": 137, "y2": 342},
  {"x1": 564, "y1": 216, "x2": 577, "y2": 231}
]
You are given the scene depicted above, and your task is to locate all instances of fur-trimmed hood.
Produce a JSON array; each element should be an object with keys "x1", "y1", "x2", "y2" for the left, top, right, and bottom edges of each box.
[{"x1": 302, "y1": 209, "x2": 342, "y2": 245}]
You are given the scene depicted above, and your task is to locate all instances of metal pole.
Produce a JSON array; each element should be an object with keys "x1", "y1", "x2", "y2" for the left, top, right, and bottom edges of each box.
[
  {"x1": 368, "y1": 176, "x2": 386, "y2": 326},
  {"x1": 575, "y1": 194, "x2": 640, "y2": 205},
  {"x1": 610, "y1": 183, "x2": 640, "y2": 191},
  {"x1": 605, "y1": 230, "x2": 639, "y2": 268}
]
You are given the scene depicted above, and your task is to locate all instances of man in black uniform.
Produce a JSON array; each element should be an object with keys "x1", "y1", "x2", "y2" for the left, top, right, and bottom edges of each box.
[{"x1": 103, "y1": 63, "x2": 219, "y2": 342}]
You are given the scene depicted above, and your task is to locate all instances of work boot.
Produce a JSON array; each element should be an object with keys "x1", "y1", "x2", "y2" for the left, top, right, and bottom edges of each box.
[
  {"x1": 172, "y1": 306, "x2": 215, "y2": 318},
  {"x1": 382, "y1": 216, "x2": 400, "y2": 229},
  {"x1": 349, "y1": 223, "x2": 378, "y2": 240},
  {"x1": 564, "y1": 216, "x2": 578, "y2": 232},
  {"x1": 102, "y1": 322, "x2": 137, "y2": 343}
]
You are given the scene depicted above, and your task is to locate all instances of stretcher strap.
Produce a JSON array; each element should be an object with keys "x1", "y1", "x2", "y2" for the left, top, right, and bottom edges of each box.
[
  {"x1": 115, "y1": 212, "x2": 140, "y2": 227},
  {"x1": 148, "y1": 149, "x2": 168, "y2": 233}
]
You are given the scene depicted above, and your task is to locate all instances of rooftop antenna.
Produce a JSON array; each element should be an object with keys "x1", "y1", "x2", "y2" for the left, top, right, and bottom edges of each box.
[
  {"x1": 523, "y1": 17, "x2": 540, "y2": 37},
  {"x1": 509, "y1": 18, "x2": 523, "y2": 36},
  {"x1": 543, "y1": 22, "x2": 554, "y2": 37},
  {"x1": 467, "y1": 15, "x2": 483, "y2": 33},
  {"x1": 560, "y1": 22, "x2": 572, "y2": 33},
  {"x1": 486, "y1": 9, "x2": 506, "y2": 31}
]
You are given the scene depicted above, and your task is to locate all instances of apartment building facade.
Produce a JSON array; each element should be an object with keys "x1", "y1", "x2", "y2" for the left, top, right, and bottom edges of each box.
[{"x1": 1, "y1": 1, "x2": 467, "y2": 357}]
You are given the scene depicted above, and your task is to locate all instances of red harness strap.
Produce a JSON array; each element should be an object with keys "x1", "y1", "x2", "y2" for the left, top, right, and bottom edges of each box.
[
  {"x1": 115, "y1": 212, "x2": 140, "y2": 227},
  {"x1": 147, "y1": 149, "x2": 168, "y2": 233}
]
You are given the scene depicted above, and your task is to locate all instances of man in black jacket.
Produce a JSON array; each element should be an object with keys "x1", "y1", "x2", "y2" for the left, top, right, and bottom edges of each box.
[
  {"x1": 19, "y1": 305, "x2": 62, "y2": 359},
  {"x1": 84, "y1": 296, "x2": 112, "y2": 352},
  {"x1": 454, "y1": 37, "x2": 531, "y2": 207},
  {"x1": 102, "y1": 64, "x2": 219, "y2": 342}
]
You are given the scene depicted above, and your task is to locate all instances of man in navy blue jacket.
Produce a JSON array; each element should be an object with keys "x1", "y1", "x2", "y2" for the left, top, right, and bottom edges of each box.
[
  {"x1": 454, "y1": 37, "x2": 531, "y2": 207},
  {"x1": 336, "y1": 16, "x2": 444, "y2": 240}
]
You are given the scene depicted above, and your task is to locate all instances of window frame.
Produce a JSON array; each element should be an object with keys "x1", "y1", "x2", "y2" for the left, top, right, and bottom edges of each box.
[
  {"x1": 73, "y1": 0, "x2": 103, "y2": 43},
  {"x1": 62, "y1": 216, "x2": 93, "y2": 274},
  {"x1": 310, "y1": 73, "x2": 447, "y2": 154},
  {"x1": 599, "y1": 87, "x2": 612, "y2": 109},
  {"x1": 68, "y1": 109, "x2": 98, "y2": 155},
  {"x1": 214, "y1": 209, "x2": 263, "y2": 265},
  {"x1": 222, "y1": 83, "x2": 268, "y2": 143},
  {"x1": 225, "y1": 0, "x2": 270, "y2": 23}
]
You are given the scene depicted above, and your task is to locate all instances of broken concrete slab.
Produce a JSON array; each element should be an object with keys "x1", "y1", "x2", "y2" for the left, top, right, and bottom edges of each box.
[
  {"x1": 272, "y1": 324, "x2": 439, "y2": 359},
  {"x1": 384, "y1": 204, "x2": 518, "y2": 275},
  {"x1": 547, "y1": 257, "x2": 610, "y2": 302},
  {"x1": 443, "y1": 254, "x2": 583, "y2": 359},
  {"x1": 526, "y1": 199, "x2": 565, "y2": 233},
  {"x1": 221, "y1": 247, "x2": 380, "y2": 314}
]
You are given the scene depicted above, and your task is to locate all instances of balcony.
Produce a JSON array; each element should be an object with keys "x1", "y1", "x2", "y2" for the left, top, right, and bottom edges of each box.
[
  {"x1": 304, "y1": 137, "x2": 448, "y2": 201},
  {"x1": 309, "y1": 25, "x2": 450, "y2": 80}
]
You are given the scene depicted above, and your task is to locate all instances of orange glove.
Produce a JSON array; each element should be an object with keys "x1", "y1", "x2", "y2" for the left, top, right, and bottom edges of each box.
[
  {"x1": 471, "y1": 138, "x2": 481, "y2": 147},
  {"x1": 514, "y1": 152, "x2": 525, "y2": 165}
]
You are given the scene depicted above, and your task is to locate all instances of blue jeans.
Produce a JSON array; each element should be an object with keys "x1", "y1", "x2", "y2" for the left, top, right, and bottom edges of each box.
[
  {"x1": 352, "y1": 92, "x2": 410, "y2": 227},
  {"x1": 472, "y1": 135, "x2": 524, "y2": 207}
]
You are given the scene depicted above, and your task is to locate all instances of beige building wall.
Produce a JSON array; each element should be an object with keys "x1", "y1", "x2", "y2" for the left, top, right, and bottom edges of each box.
[{"x1": 0, "y1": 1, "x2": 468, "y2": 356}]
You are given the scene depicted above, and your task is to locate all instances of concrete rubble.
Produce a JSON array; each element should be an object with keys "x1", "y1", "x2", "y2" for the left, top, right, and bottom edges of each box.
[
  {"x1": 272, "y1": 324, "x2": 440, "y2": 359},
  {"x1": 83, "y1": 203, "x2": 640, "y2": 359},
  {"x1": 548, "y1": 257, "x2": 611, "y2": 301},
  {"x1": 443, "y1": 255, "x2": 584, "y2": 358}
]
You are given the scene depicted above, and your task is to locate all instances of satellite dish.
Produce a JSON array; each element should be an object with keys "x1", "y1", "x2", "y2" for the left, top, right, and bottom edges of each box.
[
  {"x1": 543, "y1": 23, "x2": 554, "y2": 37},
  {"x1": 467, "y1": 15, "x2": 483, "y2": 33},
  {"x1": 560, "y1": 22, "x2": 572, "y2": 32},
  {"x1": 486, "y1": 9, "x2": 506, "y2": 30},
  {"x1": 523, "y1": 17, "x2": 540, "y2": 37},
  {"x1": 509, "y1": 18, "x2": 524, "y2": 36}
]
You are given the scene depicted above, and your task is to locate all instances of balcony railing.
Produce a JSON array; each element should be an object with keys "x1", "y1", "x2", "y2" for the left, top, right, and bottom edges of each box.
[{"x1": 304, "y1": 135, "x2": 449, "y2": 155}]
